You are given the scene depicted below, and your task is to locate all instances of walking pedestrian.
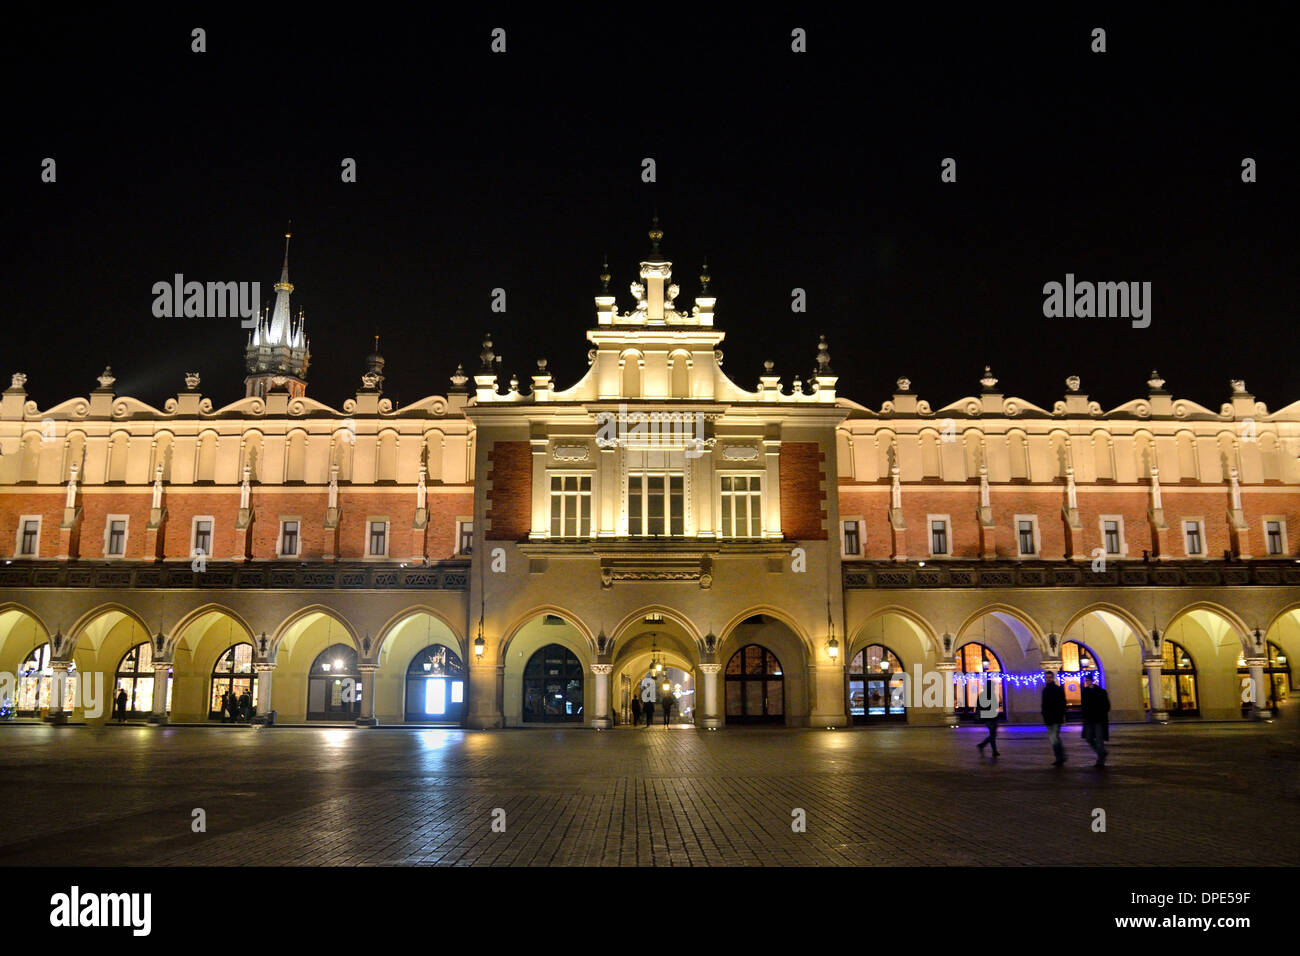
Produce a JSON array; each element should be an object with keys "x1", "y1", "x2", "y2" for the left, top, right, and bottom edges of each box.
[
  {"x1": 115, "y1": 687, "x2": 128, "y2": 722},
  {"x1": 662, "y1": 694, "x2": 674, "y2": 726},
  {"x1": 644, "y1": 699, "x2": 655, "y2": 727},
  {"x1": 1041, "y1": 671, "x2": 1066, "y2": 765},
  {"x1": 239, "y1": 689, "x2": 252, "y2": 723},
  {"x1": 975, "y1": 670, "x2": 1000, "y2": 757},
  {"x1": 1080, "y1": 675, "x2": 1110, "y2": 766},
  {"x1": 631, "y1": 696, "x2": 642, "y2": 727}
]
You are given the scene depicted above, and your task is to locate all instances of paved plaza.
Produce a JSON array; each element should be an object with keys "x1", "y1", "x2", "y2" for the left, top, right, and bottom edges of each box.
[{"x1": 0, "y1": 721, "x2": 1296, "y2": 866}]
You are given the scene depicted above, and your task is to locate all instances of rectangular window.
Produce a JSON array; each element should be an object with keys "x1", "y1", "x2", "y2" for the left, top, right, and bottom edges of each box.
[
  {"x1": 280, "y1": 520, "x2": 300, "y2": 557},
  {"x1": 1016, "y1": 517, "x2": 1037, "y2": 556},
  {"x1": 550, "y1": 475, "x2": 592, "y2": 538},
  {"x1": 18, "y1": 518, "x2": 39, "y2": 556},
  {"x1": 106, "y1": 518, "x2": 127, "y2": 556},
  {"x1": 368, "y1": 520, "x2": 388, "y2": 556},
  {"x1": 458, "y1": 521, "x2": 474, "y2": 555},
  {"x1": 720, "y1": 475, "x2": 762, "y2": 538},
  {"x1": 193, "y1": 518, "x2": 212, "y2": 558},
  {"x1": 930, "y1": 518, "x2": 949, "y2": 556},
  {"x1": 627, "y1": 472, "x2": 682, "y2": 536},
  {"x1": 1265, "y1": 520, "x2": 1284, "y2": 556},
  {"x1": 842, "y1": 520, "x2": 861, "y2": 556},
  {"x1": 1183, "y1": 520, "x2": 1203, "y2": 556},
  {"x1": 1103, "y1": 520, "x2": 1121, "y2": 555}
]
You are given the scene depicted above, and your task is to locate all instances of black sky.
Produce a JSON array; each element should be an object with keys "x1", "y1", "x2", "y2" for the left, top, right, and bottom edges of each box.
[{"x1": 3, "y1": 8, "x2": 1295, "y2": 415}]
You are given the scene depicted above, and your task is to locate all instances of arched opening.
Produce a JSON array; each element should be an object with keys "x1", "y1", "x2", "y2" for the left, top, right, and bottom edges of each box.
[
  {"x1": 209, "y1": 642, "x2": 257, "y2": 721},
  {"x1": 307, "y1": 643, "x2": 361, "y2": 721},
  {"x1": 953, "y1": 642, "x2": 1005, "y2": 719},
  {"x1": 1143, "y1": 640, "x2": 1198, "y2": 715},
  {"x1": 522, "y1": 644, "x2": 584, "y2": 723},
  {"x1": 610, "y1": 614, "x2": 700, "y2": 727},
  {"x1": 16, "y1": 643, "x2": 77, "y2": 716},
  {"x1": 115, "y1": 641, "x2": 172, "y2": 719},
  {"x1": 670, "y1": 354, "x2": 690, "y2": 398},
  {"x1": 620, "y1": 353, "x2": 642, "y2": 399},
  {"x1": 848, "y1": 644, "x2": 905, "y2": 722},
  {"x1": 1059, "y1": 639, "x2": 1102, "y2": 716},
  {"x1": 405, "y1": 644, "x2": 466, "y2": 723},
  {"x1": 724, "y1": 644, "x2": 784, "y2": 724}
]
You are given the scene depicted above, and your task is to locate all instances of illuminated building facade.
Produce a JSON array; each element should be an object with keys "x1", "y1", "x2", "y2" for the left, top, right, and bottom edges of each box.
[{"x1": 1, "y1": 226, "x2": 1297, "y2": 728}]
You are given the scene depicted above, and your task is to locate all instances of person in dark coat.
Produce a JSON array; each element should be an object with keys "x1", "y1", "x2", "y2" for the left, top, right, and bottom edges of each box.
[
  {"x1": 219, "y1": 690, "x2": 231, "y2": 722},
  {"x1": 643, "y1": 699, "x2": 655, "y2": 727},
  {"x1": 239, "y1": 689, "x2": 252, "y2": 722},
  {"x1": 1041, "y1": 671, "x2": 1067, "y2": 765},
  {"x1": 115, "y1": 688, "x2": 128, "y2": 722},
  {"x1": 975, "y1": 671, "x2": 1000, "y2": 757},
  {"x1": 631, "y1": 696, "x2": 642, "y2": 727},
  {"x1": 1080, "y1": 675, "x2": 1111, "y2": 766},
  {"x1": 662, "y1": 694, "x2": 675, "y2": 726}
]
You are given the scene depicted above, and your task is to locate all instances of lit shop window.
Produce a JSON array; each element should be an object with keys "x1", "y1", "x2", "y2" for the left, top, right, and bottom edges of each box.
[
  {"x1": 405, "y1": 644, "x2": 467, "y2": 722},
  {"x1": 116, "y1": 642, "x2": 173, "y2": 716},
  {"x1": 1059, "y1": 640, "x2": 1102, "y2": 711},
  {"x1": 848, "y1": 645, "x2": 905, "y2": 721},
  {"x1": 16, "y1": 643, "x2": 77, "y2": 715}
]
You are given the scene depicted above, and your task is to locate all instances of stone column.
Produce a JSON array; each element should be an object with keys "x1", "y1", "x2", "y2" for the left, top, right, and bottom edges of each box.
[
  {"x1": 810, "y1": 662, "x2": 849, "y2": 727},
  {"x1": 45, "y1": 661, "x2": 71, "y2": 724},
  {"x1": 355, "y1": 664, "x2": 379, "y2": 726},
  {"x1": 934, "y1": 660, "x2": 958, "y2": 724},
  {"x1": 1144, "y1": 658, "x2": 1166, "y2": 721},
  {"x1": 253, "y1": 662, "x2": 275, "y2": 724},
  {"x1": 467, "y1": 660, "x2": 504, "y2": 729},
  {"x1": 698, "y1": 663, "x2": 721, "y2": 729},
  {"x1": 591, "y1": 664, "x2": 613, "y2": 729},
  {"x1": 1245, "y1": 659, "x2": 1272, "y2": 719},
  {"x1": 149, "y1": 662, "x2": 171, "y2": 724}
]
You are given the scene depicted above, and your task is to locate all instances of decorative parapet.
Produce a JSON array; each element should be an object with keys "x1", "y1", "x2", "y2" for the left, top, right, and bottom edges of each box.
[
  {"x1": 841, "y1": 559, "x2": 1300, "y2": 589},
  {"x1": 0, "y1": 560, "x2": 471, "y2": 591}
]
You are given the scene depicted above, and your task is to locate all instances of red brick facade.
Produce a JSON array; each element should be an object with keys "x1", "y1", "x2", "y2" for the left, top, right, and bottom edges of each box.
[
  {"x1": 780, "y1": 442, "x2": 827, "y2": 540},
  {"x1": 485, "y1": 441, "x2": 532, "y2": 540}
]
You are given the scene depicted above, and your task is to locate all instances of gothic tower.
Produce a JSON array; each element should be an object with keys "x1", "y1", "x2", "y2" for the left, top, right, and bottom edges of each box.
[{"x1": 244, "y1": 231, "x2": 311, "y2": 398}]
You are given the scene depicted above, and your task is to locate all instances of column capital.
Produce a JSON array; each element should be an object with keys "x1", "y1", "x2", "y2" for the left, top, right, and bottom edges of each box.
[
  {"x1": 590, "y1": 663, "x2": 613, "y2": 675},
  {"x1": 1142, "y1": 658, "x2": 1163, "y2": 669},
  {"x1": 357, "y1": 662, "x2": 380, "y2": 673},
  {"x1": 1040, "y1": 658, "x2": 1063, "y2": 672},
  {"x1": 698, "y1": 663, "x2": 722, "y2": 674},
  {"x1": 934, "y1": 660, "x2": 957, "y2": 672},
  {"x1": 253, "y1": 662, "x2": 277, "y2": 674}
]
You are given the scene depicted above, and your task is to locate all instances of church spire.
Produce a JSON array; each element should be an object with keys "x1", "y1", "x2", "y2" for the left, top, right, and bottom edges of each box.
[
  {"x1": 266, "y1": 227, "x2": 295, "y2": 345},
  {"x1": 244, "y1": 227, "x2": 310, "y2": 399}
]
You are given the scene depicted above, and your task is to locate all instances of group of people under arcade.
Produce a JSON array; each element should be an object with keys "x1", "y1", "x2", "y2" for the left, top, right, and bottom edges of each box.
[
  {"x1": 974, "y1": 670, "x2": 1111, "y2": 766},
  {"x1": 629, "y1": 691, "x2": 678, "y2": 726},
  {"x1": 217, "y1": 689, "x2": 254, "y2": 723}
]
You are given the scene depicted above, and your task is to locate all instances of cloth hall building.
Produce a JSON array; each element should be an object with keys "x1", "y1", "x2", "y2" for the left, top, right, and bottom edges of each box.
[{"x1": 1, "y1": 227, "x2": 1298, "y2": 730}]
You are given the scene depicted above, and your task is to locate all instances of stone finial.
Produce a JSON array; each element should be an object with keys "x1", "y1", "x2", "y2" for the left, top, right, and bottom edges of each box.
[
  {"x1": 1147, "y1": 370, "x2": 1166, "y2": 390},
  {"x1": 816, "y1": 335, "x2": 832, "y2": 375},
  {"x1": 537, "y1": 358, "x2": 548, "y2": 371},
  {"x1": 1230, "y1": 378, "x2": 1246, "y2": 394},
  {"x1": 479, "y1": 334, "x2": 496, "y2": 372},
  {"x1": 979, "y1": 366, "x2": 998, "y2": 391},
  {"x1": 599, "y1": 256, "x2": 611, "y2": 293},
  {"x1": 97, "y1": 366, "x2": 116, "y2": 389},
  {"x1": 184, "y1": 372, "x2": 200, "y2": 391},
  {"x1": 896, "y1": 377, "x2": 911, "y2": 392},
  {"x1": 648, "y1": 213, "x2": 664, "y2": 257},
  {"x1": 699, "y1": 261, "x2": 711, "y2": 294},
  {"x1": 508, "y1": 375, "x2": 519, "y2": 394},
  {"x1": 1066, "y1": 375, "x2": 1080, "y2": 392},
  {"x1": 360, "y1": 371, "x2": 380, "y2": 390},
  {"x1": 10, "y1": 372, "x2": 27, "y2": 389},
  {"x1": 449, "y1": 364, "x2": 469, "y2": 391}
]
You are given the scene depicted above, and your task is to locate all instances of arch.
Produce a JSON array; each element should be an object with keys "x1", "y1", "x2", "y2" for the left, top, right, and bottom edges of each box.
[
  {"x1": 1165, "y1": 601, "x2": 1251, "y2": 651},
  {"x1": 522, "y1": 643, "x2": 585, "y2": 722},
  {"x1": 499, "y1": 604, "x2": 597, "y2": 658},
  {"x1": 240, "y1": 429, "x2": 265, "y2": 482},
  {"x1": 195, "y1": 430, "x2": 218, "y2": 482},
  {"x1": 724, "y1": 643, "x2": 786, "y2": 724},
  {"x1": 105, "y1": 430, "x2": 130, "y2": 483},
  {"x1": 270, "y1": 604, "x2": 362, "y2": 658},
  {"x1": 717, "y1": 605, "x2": 815, "y2": 657},
  {"x1": 853, "y1": 604, "x2": 943, "y2": 658},
  {"x1": 372, "y1": 605, "x2": 466, "y2": 664},
  {"x1": 1047, "y1": 429, "x2": 1071, "y2": 479},
  {"x1": 669, "y1": 350, "x2": 692, "y2": 398},
  {"x1": 285, "y1": 428, "x2": 308, "y2": 482},
  {"x1": 1006, "y1": 430, "x2": 1029, "y2": 480},
  {"x1": 1059, "y1": 602, "x2": 1152, "y2": 655},
  {"x1": 918, "y1": 429, "x2": 942, "y2": 479},
  {"x1": 1214, "y1": 430, "x2": 1241, "y2": 482},
  {"x1": 151, "y1": 430, "x2": 176, "y2": 482},
  {"x1": 1091, "y1": 430, "x2": 1115, "y2": 480},
  {"x1": 306, "y1": 642, "x2": 361, "y2": 721},
  {"x1": 954, "y1": 603, "x2": 1047, "y2": 654},
  {"x1": 66, "y1": 602, "x2": 155, "y2": 655},
  {"x1": 1175, "y1": 430, "x2": 1199, "y2": 482},
  {"x1": 168, "y1": 603, "x2": 258, "y2": 657},
  {"x1": 376, "y1": 429, "x2": 399, "y2": 482},
  {"x1": 608, "y1": 604, "x2": 704, "y2": 653},
  {"x1": 1134, "y1": 429, "x2": 1156, "y2": 480},
  {"x1": 846, "y1": 643, "x2": 907, "y2": 722},
  {"x1": 423, "y1": 428, "x2": 446, "y2": 483},
  {"x1": 962, "y1": 429, "x2": 984, "y2": 480},
  {"x1": 619, "y1": 350, "x2": 644, "y2": 399}
]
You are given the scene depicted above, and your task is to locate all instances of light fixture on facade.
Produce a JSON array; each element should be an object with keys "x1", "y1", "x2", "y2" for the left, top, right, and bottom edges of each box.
[{"x1": 824, "y1": 594, "x2": 839, "y2": 661}]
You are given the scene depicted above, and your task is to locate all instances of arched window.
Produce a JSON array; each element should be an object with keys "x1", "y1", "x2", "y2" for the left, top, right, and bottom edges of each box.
[
  {"x1": 1237, "y1": 641, "x2": 1291, "y2": 713},
  {"x1": 196, "y1": 432, "x2": 218, "y2": 483},
  {"x1": 724, "y1": 644, "x2": 784, "y2": 724},
  {"x1": 209, "y1": 642, "x2": 257, "y2": 720},
  {"x1": 1143, "y1": 640, "x2": 1198, "y2": 715},
  {"x1": 16, "y1": 643, "x2": 76, "y2": 716},
  {"x1": 241, "y1": 432, "x2": 263, "y2": 483},
  {"x1": 1092, "y1": 433, "x2": 1115, "y2": 481},
  {"x1": 106, "y1": 432, "x2": 129, "y2": 483},
  {"x1": 522, "y1": 644, "x2": 584, "y2": 722},
  {"x1": 1007, "y1": 433, "x2": 1029, "y2": 481},
  {"x1": 1176, "y1": 432, "x2": 1198, "y2": 481},
  {"x1": 405, "y1": 644, "x2": 466, "y2": 722},
  {"x1": 670, "y1": 354, "x2": 690, "y2": 398},
  {"x1": 621, "y1": 354, "x2": 642, "y2": 399},
  {"x1": 376, "y1": 432, "x2": 398, "y2": 483},
  {"x1": 151, "y1": 433, "x2": 174, "y2": 483},
  {"x1": 1059, "y1": 640, "x2": 1102, "y2": 713},
  {"x1": 848, "y1": 644, "x2": 905, "y2": 723},
  {"x1": 116, "y1": 642, "x2": 172, "y2": 717},
  {"x1": 308, "y1": 643, "x2": 361, "y2": 721},
  {"x1": 920, "y1": 433, "x2": 941, "y2": 479},
  {"x1": 953, "y1": 642, "x2": 1004, "y2": 718}
]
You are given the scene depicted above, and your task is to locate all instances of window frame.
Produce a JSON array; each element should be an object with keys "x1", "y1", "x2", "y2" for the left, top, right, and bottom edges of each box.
[
  {"x1": 1263, "y1": 517, "x2": 1287, "y2": 557},
  {"x1": 278, "y1": 517, "x2": 302, "y2": 558},
  {"x1": 1099, "y1": 514, "x2": 1127, "y2": 557},
  {"x1": 1013, "y1": 514, "x2": 1040, "y2": 558},
  {"x1": 841, "y1": 516, "x2": 863, "y2": 557},
  {"x1": 104, "y1": 514, "x2": 129, "y2": 558},
  {"x1": 627, "y1": 469, "x2": 683, "y2": 537},
  {"x1": 456, "y1": 518, "x2": 474, "y2": 555},
  {"x1": 926, "y1": 514, "x2": 952, "y2": 557},
  {"x1": 1182, "y1": 518, "x2": 1206, "y2": 558},
  {"x1": 549, "y1": 472, "x2": 594, "y2": 539},
  {"x1": 717, "y1": 471, "x2": 764, "y2": 539},
  {"x1": 190, "y1": 515, "x2": 214, "y2": 562},
  {"x1": 15, "y1": 515, "x2": 42, "y2": 558},
  {"x1": 366, "y1": 517, "x2": 390, "y2": 558}
]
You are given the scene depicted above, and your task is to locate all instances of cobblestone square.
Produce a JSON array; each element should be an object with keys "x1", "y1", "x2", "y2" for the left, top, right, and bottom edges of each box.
[{"x1": 0, "y1": 720, "x2": 1296, "y2": 867}]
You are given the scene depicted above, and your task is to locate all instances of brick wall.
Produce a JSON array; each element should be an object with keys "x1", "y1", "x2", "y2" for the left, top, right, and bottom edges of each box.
[
  {"x1": 780, "y1": 442, "x2": 827, "y2": 540},
  {"x1": 485, "y1": 441, "x2": 532, "y2": 540}
]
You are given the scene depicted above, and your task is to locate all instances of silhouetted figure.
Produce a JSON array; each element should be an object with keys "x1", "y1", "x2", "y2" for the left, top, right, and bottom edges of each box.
[
  {"x1": 662, "y1": 694, "x2": 675, "y2": 726},
  {"x1": 1080, "y1": 677, "x2": 1110, "y2": 766},
  {"x1": 115, "y1": 688, "x2": 128, "y2": 722},
  {"x1": 1041, "y1": 672, "x2": 1066, "y2": 765},
  {"x1": 632, "y1": 697, "x2": 642, "y2": 726},
  {"x1": 239, "y1": 689, "x2": 252, "y2": 722},
  {"x1": 975, "y1": 675, "x2": 1000, "y2": 757},
  {"x1": 644, "y1": 700, "x2": 655, "y2": 727}
]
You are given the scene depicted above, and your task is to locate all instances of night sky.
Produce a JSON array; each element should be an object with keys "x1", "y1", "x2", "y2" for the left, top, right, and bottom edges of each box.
[{"x1": 3, "y1": 9, "x2": 1294, "y2": 415}]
